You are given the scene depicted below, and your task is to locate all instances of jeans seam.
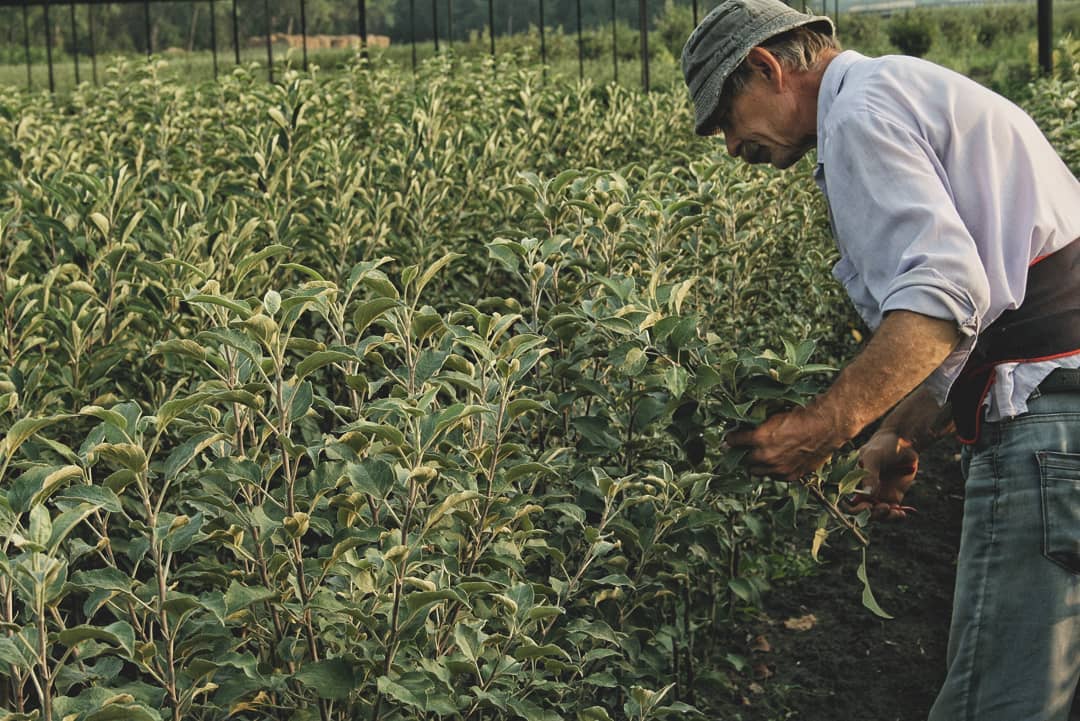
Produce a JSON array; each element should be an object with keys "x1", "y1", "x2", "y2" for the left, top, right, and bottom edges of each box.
[{"x1": 961, "y1": 442, "x2": 1002, "y2": 721}]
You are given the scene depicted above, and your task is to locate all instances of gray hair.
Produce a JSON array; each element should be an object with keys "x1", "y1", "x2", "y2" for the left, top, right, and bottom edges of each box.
[{"x1": 703, "y1": 26, "x2": 840, "y2": 135}]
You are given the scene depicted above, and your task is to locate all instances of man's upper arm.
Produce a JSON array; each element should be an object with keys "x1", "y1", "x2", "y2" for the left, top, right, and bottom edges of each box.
[{"x1": 821, "y1": 109, "x2": 991, "y2": 339}]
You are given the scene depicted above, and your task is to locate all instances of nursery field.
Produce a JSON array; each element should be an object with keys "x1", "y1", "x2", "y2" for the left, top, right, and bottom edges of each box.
[{"x1": 0, "y1": 47, "x2": 1077, "y2": 720}]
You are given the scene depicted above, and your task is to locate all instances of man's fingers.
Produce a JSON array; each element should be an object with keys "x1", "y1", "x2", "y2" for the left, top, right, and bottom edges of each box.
[{"x1": 724, "y1": 429, "x2": 756, "y2": 448}]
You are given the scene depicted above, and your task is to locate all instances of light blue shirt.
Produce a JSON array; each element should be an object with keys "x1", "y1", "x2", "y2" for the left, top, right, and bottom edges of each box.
[{"x1": 814, "y1": 51, "x2": 1080, "y2": 420}]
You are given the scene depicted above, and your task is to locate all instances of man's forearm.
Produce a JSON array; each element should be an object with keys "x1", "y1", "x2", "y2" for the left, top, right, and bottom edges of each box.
[
  {"x1": 877, "y1": 384, "x2": 955, "y2": 450},
  {"x1": 809, "y1": 310, "x2": 962, "y2": 445}
]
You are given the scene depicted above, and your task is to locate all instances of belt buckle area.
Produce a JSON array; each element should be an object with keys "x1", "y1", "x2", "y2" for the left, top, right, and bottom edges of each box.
[{"x1": 1038, "y1": 367, "x2": 1080, "y2": 394}]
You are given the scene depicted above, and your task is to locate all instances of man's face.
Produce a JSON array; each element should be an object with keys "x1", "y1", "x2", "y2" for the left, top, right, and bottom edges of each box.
[{"x1": 713, "y1": 56, "x2": 817, "y2": 169}]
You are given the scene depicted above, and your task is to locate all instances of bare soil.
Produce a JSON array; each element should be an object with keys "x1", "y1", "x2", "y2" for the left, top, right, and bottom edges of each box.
[{"x1": 718, "y1": 441, "x2": 966, "y2": 721}]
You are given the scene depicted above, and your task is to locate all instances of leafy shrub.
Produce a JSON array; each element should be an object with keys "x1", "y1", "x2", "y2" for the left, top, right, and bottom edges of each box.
[{"x1": 887, "y1": 11, "x2": 935, "y2": 58}]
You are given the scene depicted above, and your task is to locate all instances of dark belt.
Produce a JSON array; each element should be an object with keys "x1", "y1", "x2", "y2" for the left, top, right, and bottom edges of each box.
[
  {"x1": 1038, "y1": 367, "x2": 1080, "y2": 394},
  {"x1": 948, "y1": 238, "x2": 1080, "y2": 444}
]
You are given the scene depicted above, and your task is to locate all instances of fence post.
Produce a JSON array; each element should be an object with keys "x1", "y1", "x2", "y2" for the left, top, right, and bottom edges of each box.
[
  {"x1": 45, "y1": 0, "x2": 55, "y2": 92},
  {"x1": 448, "y1": 0, "x2": 453, "y2": 50},
  {"x1": 576, "y1": 0, "x2": 583, "y2": 80},
  {"x1": 1038, "y1": 0, "x2": 1053, "y2": 75},
  {"x1": 358, "y1": 0, "x2": 368, "y2": 60},
  {"x1": 88, "y1": 4, "x2": 97, "y2": 84},
  {"x1": 433, "y1": 0, "x2": 439, "y2": 53},
  {"x1": 539, "y1": 0, "x2": 546, "y2": 71},
  {"x1": 693, "y1": 0, "x2": 698, "y2": 27},
  {"x1": 22, "y1": 3, "x2": 31, "y2": 91},
  {"x1": 833, "y1": 0, "x2": 838, "y2": 35},
  {"x1": 409, "y1": 0, "x2": 417, "y2": 71},
  {"x1": 488, "y1": 0, "x2": 495, "y2": 57},
  {"x1": 639, "y1": 0, "x2": 649, "y2": 92},
  {"x1": 210, "y1": 0, "x2": 219, "y2": 78},
  {"x1": 144, "y1": 0, "x2": 152, "y2": 57},
  {"x1": 69, "y1": 2, "x2": 80, "y2": 85},
  {"x1": 232, "y1": 0, "x2": 240, "y2": 64},
  {"x1": 263, "y1": 0, "x2": 273, "y2": 81},
  {"x1": 300, "y1": 0, "x2": 309, "y2": 71},
  {"x1": 611, "y1": 0, "x2": 617, "y2": 83}
]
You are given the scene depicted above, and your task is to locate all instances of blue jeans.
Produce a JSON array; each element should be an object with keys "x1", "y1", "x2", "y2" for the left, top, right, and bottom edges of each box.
[{"x1": 929, "y1": 390, "x2": 1080, "y2": 721}]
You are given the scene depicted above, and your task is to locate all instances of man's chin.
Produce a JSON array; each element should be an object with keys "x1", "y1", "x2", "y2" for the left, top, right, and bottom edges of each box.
[{"x1": 771, "y1": 151, "x2": 807, "y2": 169}]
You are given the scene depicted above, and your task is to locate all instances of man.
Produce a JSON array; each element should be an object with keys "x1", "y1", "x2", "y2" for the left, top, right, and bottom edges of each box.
[{"x1": 682, "y1": 1, "x2": 1080, "y2": 719}]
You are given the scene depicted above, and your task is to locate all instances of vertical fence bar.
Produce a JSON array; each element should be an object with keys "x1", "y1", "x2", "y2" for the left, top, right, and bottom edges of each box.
[
  {"x1": 448, "y1": 0, "x2": 453, "y2": 50},
  {"x1": 300, "y1": 0, "x2": 309, "y2": 71},
  {"x1": 69, "y1": 2, "x2": 80, "y2": 85},
  {"x1": 576, "y1": 0, "x2": 583, "y2": 80},
  {"x1": 693, "y1": 0, "x2": 698, "y2": 27},
  {"x1": 144, "y1": 0, "x2": 152, "y2": 57},
  {"x1": 45, "y1": 0, "x2": 55, "y2": 92},
  {"x1": 432, "y1": 0, "x2": 439, "y2": 53},
  {"x1": 358, "y1": 0, "x2": 368, "y2": 60},
  {"x1": 232, "y1": 0, "x2": 241, "y2": 64},
  {"x1": 409, "y1": 0, "x2": 417, "y2": 71},
  {"x1": 611, "y1": 0, "x2": 617, "y2": 83},
  {"x1": 263, "y1": 0, "x2": 273, "y2": 81},
  {"x1": 832, "y1": 0, "x2": 838, "y2": 34},
  {"x1": 488, "y1": 0, "x2": 495, "y2": 57},
  {"x1": 539, "y1": 0, "x2": 545, "y2": 71},
  {"x1": 210, "y1": 0, "x2": 219, "y2": 78},
  {"x1": 22, "y1": 3, "x2": 31, "y2": 91},
  {"x1": 89, "y1": 4, "x2": 98, "y2": 84},
  {"x1": 1038, "y1": 0, "x2": 1053, "y2": 75},
  {"x1": 639, "y1": 0, "x2": 649, "y2": 92}
]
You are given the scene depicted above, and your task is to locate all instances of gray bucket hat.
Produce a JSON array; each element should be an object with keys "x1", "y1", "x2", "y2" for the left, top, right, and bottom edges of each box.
[{"x1": 682, "y1": 0, "x2": 835, "y2": 136}]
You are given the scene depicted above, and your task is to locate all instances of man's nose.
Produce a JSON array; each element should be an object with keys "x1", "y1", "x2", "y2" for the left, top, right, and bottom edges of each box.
[{"x1": 724, "y1": 133, "x2": 739, "y2": 159}]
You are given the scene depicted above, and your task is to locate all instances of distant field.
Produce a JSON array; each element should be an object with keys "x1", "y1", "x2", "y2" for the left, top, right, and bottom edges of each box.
[{"x1": 1, "y1": 0, "x2": 1078, "y2": 96}]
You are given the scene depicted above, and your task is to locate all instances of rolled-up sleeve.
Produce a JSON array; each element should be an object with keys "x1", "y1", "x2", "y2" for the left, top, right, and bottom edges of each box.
[{"x1": 821, "y1": 109, "x2": 991, "y2": 337}]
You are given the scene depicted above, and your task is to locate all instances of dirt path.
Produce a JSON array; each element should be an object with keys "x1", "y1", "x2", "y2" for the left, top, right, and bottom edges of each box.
[{"x1": 720, "y1": 441, "x2": 966, "y2": 721}]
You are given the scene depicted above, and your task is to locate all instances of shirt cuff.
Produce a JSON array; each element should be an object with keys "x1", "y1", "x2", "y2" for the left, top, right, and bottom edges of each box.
[{"x1": 879, "y1": 267, "x2": 983, "y2": 338}]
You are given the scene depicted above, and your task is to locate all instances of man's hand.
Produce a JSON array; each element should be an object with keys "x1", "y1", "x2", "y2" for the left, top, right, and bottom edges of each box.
[
  {"x1": 725, "y1": 404, "x2": 848, "y2": 481},
  {"x1": 850, "y1": 430, "x2": 920, "y2": 520}
]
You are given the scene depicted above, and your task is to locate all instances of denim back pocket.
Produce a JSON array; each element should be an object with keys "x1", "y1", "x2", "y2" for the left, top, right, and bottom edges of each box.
[{"x1": 1038, "y1": 451, "x2": 1080, "y2": 574}]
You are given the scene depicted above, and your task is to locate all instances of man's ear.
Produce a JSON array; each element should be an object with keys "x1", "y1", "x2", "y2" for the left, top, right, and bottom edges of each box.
[{"x1": 746, "y1": 47, "x2": 784, "y2": 87}]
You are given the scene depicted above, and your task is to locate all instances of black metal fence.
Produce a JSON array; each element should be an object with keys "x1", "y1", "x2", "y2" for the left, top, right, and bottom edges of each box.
[{"x1": 0, "y1": 0, "x2": 1059, "y2": 94}]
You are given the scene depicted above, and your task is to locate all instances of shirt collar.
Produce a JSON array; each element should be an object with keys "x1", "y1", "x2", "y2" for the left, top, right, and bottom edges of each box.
[{"x1": 816, "y1": 50, "x2": 867, "y2": 158}]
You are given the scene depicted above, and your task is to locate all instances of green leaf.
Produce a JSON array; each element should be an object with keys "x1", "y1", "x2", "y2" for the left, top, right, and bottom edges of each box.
[
  {"x1": 293, "y1": 659, "x2": 357, "y2": 700},
  {"x1": 79, "y1": 406, "x2": 128, "y2": 432},
  {"x1": 56, "y1": 485, "x2": 121, "y2": 514},
  {"x1": 155, "y1": 393, "x2": 211, "y2": 428},
  {"x1": 375, "y1": 676, "x2": 425, "y2": 711},
  {"x1": 224, "y1": 581, "x2": 277, "y2": 616},
  {"x1": 184, "y1": 292, "x2": 252, "y2": 319},
  {"x1": 48, "y1": 503, "x2": 103, "y2": 554},
  {"x1": 150, "y1": 338, "x2": 208, "y2": 361},
  {"x1": 57, "y1": 621, "x2": 135, "y2": 656},
  {"x1": 414, "y1": 253, "x2": 463, "y2": 298},
  {"x1": 858, "y1": 549, "x2": 893, "y2": 619},
  {"x1": 9, "y1": 465, "x2": 84, "y2": 512},
  {"x1": 1, "y1": 415, "x2": 70, "y2": 461},
  {"x1": 424, "y1": 491, "x2": 481, "y2": 531},
  {"x1": 295, "y1": 350, "x2": 355, "y2": 380},
  {"x1": 163, "y1": 432, "x2": 222, "y2": 480},
  {"x1": 578, "y1": 707, "x2": 614, "y2": 721},
  {"x1": 92, "y1": 444, "x2": 147, "y2": 474},
  {"x1": 512, "y1": 643, "x2": 571, "y2": 661},
  {"x1": 352, "y1": 297, "x2": 400, "y2": 334},
  {"x1": 404, "y1": 588, "x2": 469, "y2": 613},
  {"x1": 84, "y1": 703, "x2": 159, "y2": 721},
  {"x1": 0, "y1": 637, "x2": 29, "y2": 671}
]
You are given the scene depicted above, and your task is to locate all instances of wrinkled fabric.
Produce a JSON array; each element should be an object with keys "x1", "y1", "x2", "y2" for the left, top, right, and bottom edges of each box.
[
  {"x1": 931, "y1": 391, "x2": 1080, "y2": 721},
  {"x1": 813, "y1": 51, "x2": 1080, "y2": 421}
]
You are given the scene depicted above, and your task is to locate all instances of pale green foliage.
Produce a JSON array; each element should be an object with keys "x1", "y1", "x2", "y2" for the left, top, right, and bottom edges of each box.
[{"x1": 0, "y1": 52, "x2": 1071, "y2": 720}]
